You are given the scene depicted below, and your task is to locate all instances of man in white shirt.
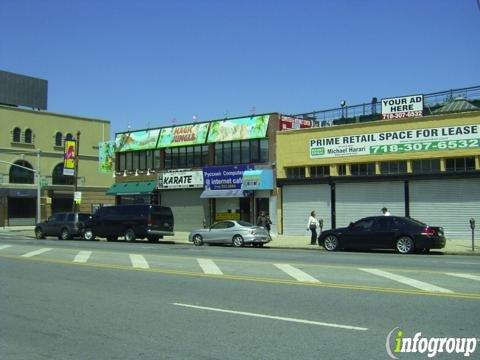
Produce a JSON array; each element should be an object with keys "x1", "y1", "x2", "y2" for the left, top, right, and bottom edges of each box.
[{"x1": 381, "y1": 207, "x2": 391, "y2": 216}]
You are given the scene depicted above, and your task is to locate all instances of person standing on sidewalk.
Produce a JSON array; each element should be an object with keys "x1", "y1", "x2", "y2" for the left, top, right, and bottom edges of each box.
[{"x1": 307, "y1": 211, "x2": 319, "y2": 245}]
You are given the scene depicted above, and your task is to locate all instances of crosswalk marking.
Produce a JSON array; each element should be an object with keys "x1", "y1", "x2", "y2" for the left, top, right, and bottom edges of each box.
[
  {"x1": 197, "y1": 258, "x2": 223, "y2": 275},
  {"x1": 21, "y1": 248, "x2": 53, "y2": 258},
  {"x1": 0, "y1": 245, "x2": 12, "y2": 250},
  {"x1": 129, "y1": 254, "x2": 149, "y2": 269},
  {"x1": 445, "y1": 273, "x2": 480, "y2": 282},
  {"x1": 74, "y1": 251, "x2": 92, "y2": 263},
  {"x1": 274, "y1": 263, "x2": 320, "y2": 283},
  {"x1": 360, "y1": 268, "x2": 453, "y2": 293}
]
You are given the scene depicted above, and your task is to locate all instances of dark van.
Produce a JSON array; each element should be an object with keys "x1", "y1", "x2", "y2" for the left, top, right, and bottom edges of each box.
[{"x1": 82, "y1": 205, "x2": 174, "y2": 242}]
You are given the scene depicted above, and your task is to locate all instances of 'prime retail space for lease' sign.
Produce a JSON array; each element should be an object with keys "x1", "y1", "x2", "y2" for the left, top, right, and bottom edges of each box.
[{"x1": 310, "y1": 124, "x2": 479, "y2": 159}]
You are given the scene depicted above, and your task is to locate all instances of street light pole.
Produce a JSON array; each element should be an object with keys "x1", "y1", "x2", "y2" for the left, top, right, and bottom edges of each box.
[{"x1": 73, "y1": 131, "x2": 81, "y2": 213}]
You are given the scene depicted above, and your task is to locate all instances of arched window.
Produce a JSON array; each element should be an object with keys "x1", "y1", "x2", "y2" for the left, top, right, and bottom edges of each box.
[
  {"x1": 65, "y1": 133, "x2": 73, "y2": 141},
  {"x1": 55, "y1": 132, "x2": 63, "y2": 146},
  {"x1": 9, "y1": 160, "x2": 34, "y2": 184},
  {"x1": 24, "y1": 129, "x2": 33, "y2": 143},
  {"x1": 52, "y1": 163, "x2": 74, "y2": 185},
  {"x1": 13, "y1": 127, "x2": 21, "y2": 142}
]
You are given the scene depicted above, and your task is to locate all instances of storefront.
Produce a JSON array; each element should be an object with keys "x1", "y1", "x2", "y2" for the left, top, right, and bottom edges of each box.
[{"x1": 276, "y1": 109, "x2": 480, "y2": 239}]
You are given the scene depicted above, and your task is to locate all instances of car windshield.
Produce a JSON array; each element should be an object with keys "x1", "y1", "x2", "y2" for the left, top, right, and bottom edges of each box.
[{"x1": 237, "y1": 221, "x2": 254, "y2": 227}]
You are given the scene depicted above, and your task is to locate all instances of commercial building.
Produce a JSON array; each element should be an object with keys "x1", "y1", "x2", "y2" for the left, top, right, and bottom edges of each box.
[
  {"x1": 276, "y1": 86, "x2": 480, "y2": 239},
  {"x1": 110, "y1": 113, "x2": 284, "y2": 233},
  {"x1": 0, "y1": 71, "x2": 114, "y2": 225}
]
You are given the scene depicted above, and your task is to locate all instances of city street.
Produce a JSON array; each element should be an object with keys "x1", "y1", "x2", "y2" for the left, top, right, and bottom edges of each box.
[{"x1": 1, "y1": 235, "x2": 479, "y2": 359}]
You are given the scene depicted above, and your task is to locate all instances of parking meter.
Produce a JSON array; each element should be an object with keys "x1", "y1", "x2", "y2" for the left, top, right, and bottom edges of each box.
[
  {"x1": 319, "y1": 219, "x2": 324, "y2": 233},
  {"x1": 470, "y1": 218, "x2": 475, "y2": 252}
]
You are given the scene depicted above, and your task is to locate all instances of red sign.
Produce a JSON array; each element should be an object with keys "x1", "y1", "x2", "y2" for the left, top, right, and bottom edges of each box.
[{"x1": 280, "y1": 116, "x2": 312, "y2": 130}]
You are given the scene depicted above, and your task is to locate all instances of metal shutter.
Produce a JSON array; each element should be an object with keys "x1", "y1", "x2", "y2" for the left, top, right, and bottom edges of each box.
[
  {"x1": 410, "y1": 179, "x2": 480, "y2": 239},
  {"x1": 336, "y1": 182, "x2": 405, "y2": 228},
  {"x1": 161, "y1": 189, "x2": 208, "y2": 232},
  {"x1": 283, "y1": 184, "x2": 331, "y2": 235}
]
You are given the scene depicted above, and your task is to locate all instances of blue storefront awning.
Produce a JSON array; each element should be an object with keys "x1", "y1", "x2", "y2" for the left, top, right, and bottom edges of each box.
[
  {"x1": 200, "y1": 189, "x2": 247, "y2": 198},
  {"x1": 241, "y1": 169, "x2": 273, "y2": 190}
]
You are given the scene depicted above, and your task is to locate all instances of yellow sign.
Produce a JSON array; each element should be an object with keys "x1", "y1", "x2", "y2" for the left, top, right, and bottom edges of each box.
[
  {"x1": 63, "y1": 140, "x2": 76, "y2": 176},
  {"x1": 215, "y1": 212, "x2": 240, "y2": 221}
]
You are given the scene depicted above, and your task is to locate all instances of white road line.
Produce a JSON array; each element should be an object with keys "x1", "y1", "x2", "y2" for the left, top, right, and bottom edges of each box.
[
  {"x1": 360, "y1": 268, "x2": 453, "y2": 293},
  {"x1": 21, "y1": 248, "x2": 53, "y2": 258},
  {"x1": 173, "y1": 303, "x2": 368, "y2": 331},
  {"x1": 0, "y1": 245, "x2": 12, "y2": 250},
  {"x1": 129, "y1": 254, "x2": 149, "y2": 269},
  {"x1": 274, "y1": 263, "x2": 320, "y2": 283},
  {"x1": 197, "y1": 258, "x2": 223, "y2": 275},
  {"x1": 445, "y1": 273, "x2": 480, "y2": 281},
  {"x1": 73, "y1": 251, "x2": 92, "y2": 263}
]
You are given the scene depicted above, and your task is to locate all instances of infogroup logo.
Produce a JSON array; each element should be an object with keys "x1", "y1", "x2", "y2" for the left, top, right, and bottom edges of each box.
[{"x1": 386, "y1": 327, "x2": 478, "y2": 358}]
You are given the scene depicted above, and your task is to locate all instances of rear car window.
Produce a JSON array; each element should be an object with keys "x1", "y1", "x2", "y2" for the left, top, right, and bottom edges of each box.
[
  {"x1": 78, "y1": 214, "x2": 90, "y2": 221},
  {"x1": 151, "y1": 206, "x2": 172, "y2": 217},
  {"x1": 237, "y1": 221, "x2": 253, "y2": 227}
]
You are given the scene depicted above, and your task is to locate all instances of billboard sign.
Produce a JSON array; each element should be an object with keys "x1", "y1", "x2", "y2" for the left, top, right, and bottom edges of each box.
[
  {"x1": 203, "y1": 164, "x2": 254, "y2": 190},
  {"x1": 161, "y1": 170, "x2": 204, "y2": 189},
  {"x1": 280, "y1": 116, "x2": 312, "y2": 130},
  {"x1": 98, "y1": 141, "x2": 115, "y2": 173},
  {"x1": 381, "y1": 95, "x2": 423, "y2": 120},
  {"x1": 157, "y1": 123, "x2": 209, "y2": 148},
  {"x1": 310, "y1": 124, "x2": 480, "y2": 159},
  {"x1": 207, "y1": 115, "x2": 269, "y2": 143},
  {"x1": 115, "y1": 129, "x2": 161, "y2": 152}
]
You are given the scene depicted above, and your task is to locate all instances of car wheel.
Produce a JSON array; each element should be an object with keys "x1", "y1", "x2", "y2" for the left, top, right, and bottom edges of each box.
[
  {"x1": 83, "y1": 228, "x2": 96, "y2": 241},
  {"x1": 193, "y1": 234, "x2": 203, "y2": 246},
  {"x1": 232, "y1": 235, "x2": 244, "y2": 247},
  {"x1": 125, "y1": 228, "x2": 136, "y2": 242},
  {"x1": 106, "y1": 236, "x2": 117, "y2": 242},
  {"x1": 59, "y1": 228, "x2": 71, "y2": 240},
  {"x1": 147, "y1": 236, "x2": 159, "y2": 242},
  {"x1": 396, "y1": 236, "x2": 414, "y2": 254},
  {"x1": 35, "y1": 227, "x2": 45, "y2": 239},
  {"x1": 323, "y1": 235, "x2": 339, "y2": 251}
]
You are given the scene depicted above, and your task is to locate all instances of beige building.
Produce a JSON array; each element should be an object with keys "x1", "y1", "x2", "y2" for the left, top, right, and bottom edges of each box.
[{"x1": 0, "y1": 105, "x2": 114, "y2": 225}]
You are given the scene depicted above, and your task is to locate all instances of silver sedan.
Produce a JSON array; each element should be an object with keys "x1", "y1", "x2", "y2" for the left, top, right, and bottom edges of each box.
[{"x1": 188, "y1": 220, "x2": 271, "y2": 247}]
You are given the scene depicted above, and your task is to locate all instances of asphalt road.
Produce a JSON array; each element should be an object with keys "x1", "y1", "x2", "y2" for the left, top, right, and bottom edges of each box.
[{"x1": 1, "y1": 235, "x2": 479, "y2": 359}]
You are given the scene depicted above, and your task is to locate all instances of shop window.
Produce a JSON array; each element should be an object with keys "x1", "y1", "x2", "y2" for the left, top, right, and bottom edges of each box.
[
  {"x1": 445, "y1": 157, "x2": 475, "y2": 172},
  {"x1": 337, "y1": 164, "x2": 347, "y2": 176},
  {"x1": 146, "y1": 150, "x2": 154, "y2": 170},
  {"x1": 154, "y1": 150, "x2": 161, "y2": 169},
  {"x1": 232, "y1": 141, "x2": 241, "y2": 164},
  {"x1": 12, "y1": 127, "x2": 21, "y2": 142},
  {"x1": 310, "y1": 166, "x2": 330, "y2": 177},
  {"x1": 126, "y1": 151, "x2": 133, "y2": 171},
  {"x1": 139, "y1": 151, "x2": 147, "y2": 170},
  {"x1": 132, "y1": 151, "x2": 140, "y2": 171},
  {"x1": 24, "y1": 129, "x2": 33, "y2": 144},
  {"x1": 286, "y1": 167, "x2": 305, "y2": 179},
  {"x1": 178, "y1": 147, "x2": 187, "y2": 168},
  {"x1": 186, "y1": 146, "x2": 194, "y2": 168},
  {"x1": 117, "y1": 152, "x2": 126, "y2": 171},
  {"x1": 259, "y1": 139, "x2": 269, "y2": 162},
  {"x1": 164, "y1": 148, "x2": 172, "y2": 169},
  {"x1": 351, "y1": 163, "x2": 375, "y2": 176},
  {"x1": 9, "y1": 160, "x2": 34, "y2": 184},
  {"x1": 214, "y1": 139, "x2": 269, "y2": 165},
  {"x1": 214, "y1": 144, "x2": 223, "y2": 165},
  {"x1": 52, "y1": 163, "x2": 74, "y2": 185},
  {"x1": 55, "y1": 132, "x2": 63, "y2": 146},
  {"x1": 251, "y1": 140, "x2": 260, "y2": 163},
  {"x1": 412, "y1": 159, "x2": 441, "y2": 174},
  {"x1": 380, "y1": 161, "x2": 407, "y2": 175},
  {"x1": 241, "y1": 140, "x2": 250, "y2": 163}
]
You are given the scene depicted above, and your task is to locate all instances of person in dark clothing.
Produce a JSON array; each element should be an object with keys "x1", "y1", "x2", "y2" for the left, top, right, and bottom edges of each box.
[{"x1": 257, "y1": 211, "x2": 272, "y2": 233}]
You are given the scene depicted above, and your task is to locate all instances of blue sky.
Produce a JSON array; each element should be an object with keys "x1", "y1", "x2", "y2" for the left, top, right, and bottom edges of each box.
[{"x1": 1, "y1": 0, "x2": 479, "y2": 136}]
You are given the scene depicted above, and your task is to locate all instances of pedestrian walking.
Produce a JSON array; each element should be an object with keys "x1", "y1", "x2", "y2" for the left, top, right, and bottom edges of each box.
[
  {"x1": 257, "y1": 211, "x2": 272, "y2": 233},
  {"x1": 381, "y1": 207, "x2": 391, "y2": 216},
  {"x1": 307, "y1": 211, "x2": 319, "y2": 245}
]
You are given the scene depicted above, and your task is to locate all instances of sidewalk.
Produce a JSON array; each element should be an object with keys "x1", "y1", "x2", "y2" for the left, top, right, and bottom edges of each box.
[{"x1": 1, "y1": 226, "x2": 479, "y2": 255}]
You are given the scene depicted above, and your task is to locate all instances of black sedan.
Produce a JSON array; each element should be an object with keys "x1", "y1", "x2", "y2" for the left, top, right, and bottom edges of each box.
[{"x1": 318, "y1": 216, "x2": 445, "y2": 254}]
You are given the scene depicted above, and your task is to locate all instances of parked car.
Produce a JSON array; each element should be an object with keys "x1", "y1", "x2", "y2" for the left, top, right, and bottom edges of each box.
[
  {"x1": 318, "y1": 216, "x2": 445, "y2": 254},
  {"x1": 35, "y1": 212, "x2": 91, "y2": 240},
  {"x1": 82, "y1": 204, "x2": 174, "y2": 242},
  {"x1": 188, "y1": 220, "x2": 271, "y2": 247}
]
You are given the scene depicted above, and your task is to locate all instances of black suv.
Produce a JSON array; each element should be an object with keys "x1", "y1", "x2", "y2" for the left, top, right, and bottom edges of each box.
[
  {"x1": 82, "y1": 204, "x2": 174, "y2": 242},
  {"x1": 35, "y1": 212, "x2": 91, "y2": 240}
]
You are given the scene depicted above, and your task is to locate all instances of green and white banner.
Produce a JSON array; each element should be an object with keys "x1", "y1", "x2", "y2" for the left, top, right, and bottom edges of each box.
[{"x1": 310, "y1": 124, "x2": 480, "y2": 158}]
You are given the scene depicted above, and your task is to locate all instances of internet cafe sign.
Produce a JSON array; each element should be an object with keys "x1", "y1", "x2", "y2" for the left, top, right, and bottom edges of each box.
[
  {"x1": 381, "y1": 94, "x2": 423, "y2": 120},
  {"x1": 160, "y1": 170, "x2": 203, "y2": 189},
  {"x1": 310, "y1": 124, "x2": 479, "y2": 159}
]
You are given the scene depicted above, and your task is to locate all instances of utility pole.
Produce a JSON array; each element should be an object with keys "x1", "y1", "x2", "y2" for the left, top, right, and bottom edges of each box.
[
  {"x1": 36, "y1": 149, "x2": 41, "y2": 223},
  {"x1": 72, "y1": 131, "x2": 81, "y2": 213}
]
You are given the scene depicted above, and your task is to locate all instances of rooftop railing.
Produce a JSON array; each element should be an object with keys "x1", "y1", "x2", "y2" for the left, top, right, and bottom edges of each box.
[{"x1": 290, "y1": 85, "x2": 480, "y2": 128}]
